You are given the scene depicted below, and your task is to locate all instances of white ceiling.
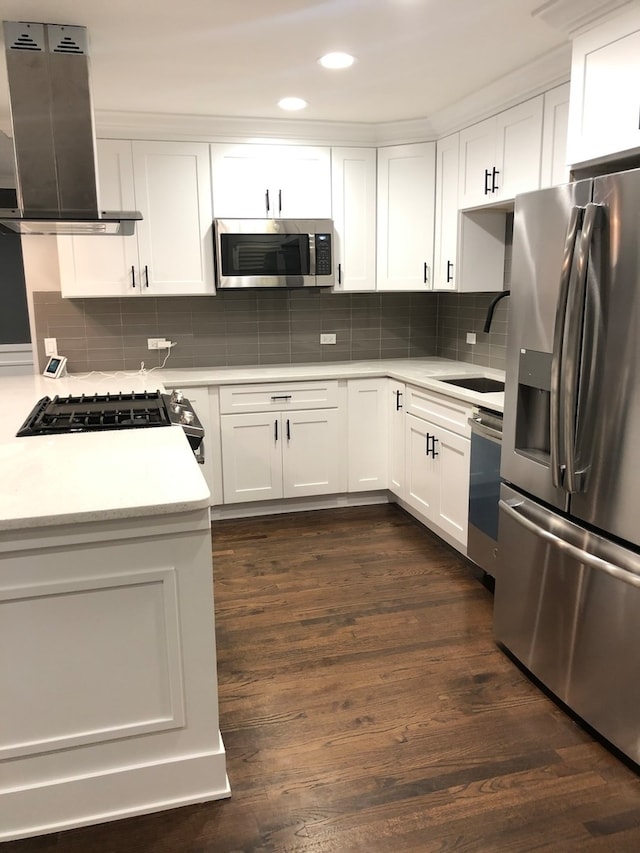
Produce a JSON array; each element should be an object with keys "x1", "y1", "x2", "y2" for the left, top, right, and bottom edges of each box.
[{"x1": 0, "y1": 0, "x2": 571, "y2": 127}]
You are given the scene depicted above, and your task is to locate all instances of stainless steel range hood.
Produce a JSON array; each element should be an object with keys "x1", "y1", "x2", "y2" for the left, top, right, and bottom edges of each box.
[{"x1": 0, "y1": 21, "x2": 141, "y2": 236}]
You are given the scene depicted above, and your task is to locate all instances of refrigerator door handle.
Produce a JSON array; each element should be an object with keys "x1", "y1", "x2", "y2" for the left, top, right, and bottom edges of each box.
[
  {"x1": 563, "y1": 203, "x2": 603, "y2": 494},
  {"x1": 568, "y1": 202, "x2": 606, "y2": 494},
  {"x1": 500, "y1": 497, "x2": 640, "y2": 587},
  {"x1": 550, "y1": 205, "x2": 584, "y2": 489}
]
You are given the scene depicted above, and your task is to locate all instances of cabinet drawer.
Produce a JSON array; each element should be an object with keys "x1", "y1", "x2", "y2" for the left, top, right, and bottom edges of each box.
[
  {"x1": 406, "y1": 385, "x2": 473, "y2": 437},
  {"x1": 219, "y1": 381, "x2": 339, "y2": 414}
]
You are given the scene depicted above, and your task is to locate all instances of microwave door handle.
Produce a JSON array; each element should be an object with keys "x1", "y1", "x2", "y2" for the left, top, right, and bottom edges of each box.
[
  {"x1": 565, "y1": 202, "x2": 604, "y2": 494},
  {"x1": 550, "y1": 205, "x2": 583, "y2": 489},
  {"x1": 309, "y1": 234, "x2": 316, "y2": 276}
]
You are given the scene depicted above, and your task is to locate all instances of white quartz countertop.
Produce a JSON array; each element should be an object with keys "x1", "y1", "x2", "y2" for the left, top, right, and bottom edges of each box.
[
  {"x1": 0, "y1": 359, "x2": 503, "y2": 532},
  {"x1": 0, "y1": 372, "x2": 209, "y2": 532},
  {"x1": 159, "y1": 357, "x2": 505, "y2": 413}
]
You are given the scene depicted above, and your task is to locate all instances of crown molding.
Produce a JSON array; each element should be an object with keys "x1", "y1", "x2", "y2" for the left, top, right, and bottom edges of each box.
[
  {"x1": 424, "y1": 43, "x2": 572, "y2": 139},
  {"x1": 532, "y1": 0, "x2": 638, "y2": 36},
  {"x1": 94, "y1": 112, "x2": 380, "y2": 147}
]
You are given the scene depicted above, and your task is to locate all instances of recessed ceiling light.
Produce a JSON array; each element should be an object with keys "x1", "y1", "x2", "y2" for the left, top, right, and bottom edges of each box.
[
  {"x1": 278, "y1": 97, "x2": 308, "y2": 111},
  {"x1": 319, "y1": 52, "x2": 355, "y2": 70}
]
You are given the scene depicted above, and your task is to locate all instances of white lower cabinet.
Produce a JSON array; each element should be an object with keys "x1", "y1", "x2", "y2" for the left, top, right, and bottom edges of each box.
[
  {"x1": 347, "y1": 378, "x2": 389, "y2": 490},
  {"x1": 219, "y1": 382, "x2": 346, "y2": 504},
  {"x1": 388, "y1": 380, "x2": 405, "y2": 497},
  {"x1": 403, "y1": 386, "x2": 472, "y2": 549}
]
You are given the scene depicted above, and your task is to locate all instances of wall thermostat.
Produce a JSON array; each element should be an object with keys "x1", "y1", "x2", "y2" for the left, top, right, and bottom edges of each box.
[{"x1": 43, "y1": 355, "x2": 67, "y2": 379}]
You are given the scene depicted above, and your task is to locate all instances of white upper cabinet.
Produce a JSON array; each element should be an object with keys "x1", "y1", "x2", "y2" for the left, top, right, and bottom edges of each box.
[
  {"x1": 433, "y1": 133, "x2": 460, "y2": 291},
  {"x1": 210, "y1": 143, "x2": 332, "y2": 219},
  {"x1": 540, "y1": 83, "x2": 571, "y2": 188},
  {"x1": 376, "y1": 142, "x2": 436, "y2": 291},
  {"x1": 567, "y1": 6, "x2": 640, "y2": 167},
  {"x1": 458, "y1": 96, "x2": 544, "y2": 208},
  {"x1": 433, "y1": 133, "x2": 505, "y2": 293},
  {"x1": 59, "y1": 140, "x2": 214, "y2": 298},
  {"x1": 331, "y1": 147, "x2": 377, "y2": 291}
]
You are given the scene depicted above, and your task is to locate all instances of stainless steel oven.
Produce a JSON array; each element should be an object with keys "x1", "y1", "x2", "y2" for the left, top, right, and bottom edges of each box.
[{"x1": 467, "y1": 407, "x2": 502, "y2": 579}]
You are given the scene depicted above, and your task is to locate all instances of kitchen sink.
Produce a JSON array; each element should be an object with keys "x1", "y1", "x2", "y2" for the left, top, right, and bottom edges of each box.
[{"x1": 440, "y1": 377, "x2": 505, "y2": 393}]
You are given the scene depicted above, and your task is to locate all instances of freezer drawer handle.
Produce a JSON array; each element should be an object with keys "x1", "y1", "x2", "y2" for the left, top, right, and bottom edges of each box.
[
  {"x1": 271, "y1": 395, "x2": 292, "y2": 401},
  {"x1": 500, "y1": 498, "x2": 640, "y2": 588}
]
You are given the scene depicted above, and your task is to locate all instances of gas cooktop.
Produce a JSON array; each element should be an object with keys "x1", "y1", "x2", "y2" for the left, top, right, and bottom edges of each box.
[{"x1": 16, "y1": 390, "x2": 204, "y2": 450}]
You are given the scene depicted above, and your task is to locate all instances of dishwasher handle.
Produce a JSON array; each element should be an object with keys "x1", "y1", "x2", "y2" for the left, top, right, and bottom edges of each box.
[{"x1": 468, "y1": 414, "x2": 502, "y2": 442}]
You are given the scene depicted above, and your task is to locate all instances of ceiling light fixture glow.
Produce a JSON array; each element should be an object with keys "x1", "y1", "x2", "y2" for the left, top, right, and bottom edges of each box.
[
  {"x1": 319, "y1": 52, "x2": 355, "y2": 70},
  {"x1": 278, "y1": 97, "x2": 307, "y2": 111}
]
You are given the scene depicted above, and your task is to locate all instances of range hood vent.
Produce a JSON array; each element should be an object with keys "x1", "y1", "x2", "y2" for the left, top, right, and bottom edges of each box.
[{"x1": 0, "y1": 21, "x2": 141, "y2": 236}]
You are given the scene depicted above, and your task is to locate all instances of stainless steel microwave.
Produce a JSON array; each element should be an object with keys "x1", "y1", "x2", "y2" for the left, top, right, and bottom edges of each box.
[{"x1": 213, "y1": 218, "x2": 334, "y2": 289}]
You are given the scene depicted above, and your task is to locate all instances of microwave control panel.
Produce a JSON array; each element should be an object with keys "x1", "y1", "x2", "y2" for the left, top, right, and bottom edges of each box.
[{"x1": 315, "y1": 234, "x2": 332, "y2": 276}]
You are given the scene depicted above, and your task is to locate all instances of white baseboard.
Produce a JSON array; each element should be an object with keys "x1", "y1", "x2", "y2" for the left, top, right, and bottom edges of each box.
[
  {"x1": 209, "y1": 490, "x2": 390, "y2": 520},
  {"x1": 2, "y1": 747, "x2": 230, "y2": 842}
]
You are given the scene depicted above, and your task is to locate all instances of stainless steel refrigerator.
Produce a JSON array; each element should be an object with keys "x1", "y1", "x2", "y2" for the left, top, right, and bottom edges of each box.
[{"x1": 494, "y1": 166, "x2": 640, "y2": 765}]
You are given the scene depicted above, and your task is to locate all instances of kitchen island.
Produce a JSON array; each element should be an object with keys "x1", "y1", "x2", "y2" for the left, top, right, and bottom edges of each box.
[{"x1": 0, "y1": 373, "x2": 229, "y2": 842}]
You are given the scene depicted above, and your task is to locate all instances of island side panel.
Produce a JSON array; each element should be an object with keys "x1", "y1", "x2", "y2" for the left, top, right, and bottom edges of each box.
[{"x1": 0, "y1": 507, "x2": 229, "y2": 842}]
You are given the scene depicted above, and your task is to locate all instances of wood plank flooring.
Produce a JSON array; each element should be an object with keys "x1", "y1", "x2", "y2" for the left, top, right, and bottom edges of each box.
[{"x1": 6, "y1": 504, "x2": 640, "y2": 852}]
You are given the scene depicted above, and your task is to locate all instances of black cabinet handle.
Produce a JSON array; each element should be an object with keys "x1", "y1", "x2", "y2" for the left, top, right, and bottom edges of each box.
[
  {"x1": 131, "y1": 265, "x2": 136, "y2": 288},
  {"x1": 484, "y1": 169, "x2": 492, "y2": 195},
  {"x1": 270, "y1": 395, "x2": 292, "y2": 401},
  {"x1": 446, "y1": 260, "x2": 454, "y2": 283},
  {"x1": 265, "y1": 189, "x2": 270, "y2": 215},
  {"x1": 338, "y1": 263, "x2": 342, "y2": 285},
  {"x1": 423, "y1": 262, "x2": 429, "y2": 284},
  {"x1": 278, "y1": 189, "x2": 282, "y2": 216},
  {"x1": 286, "y1": 418, "x2": 291, "y2": 440},
  {"x1": 395, "y1": 389, "x2": 403, "y2": 411},
  {"x1": 491, "y1": 167, "x2": 500, "y2": 194},
  {"x1": 144, "y1": 265, "x2": 149, "y2": 288},
  {"x1": 275, "y1": 419, "x2": 278, "y2": 441},
  {"x1": 425, "y1": 433, "x2": 439, "y2": 458}
]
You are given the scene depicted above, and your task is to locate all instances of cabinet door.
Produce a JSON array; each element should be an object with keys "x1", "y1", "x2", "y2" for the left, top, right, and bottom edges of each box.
[
  {"x1": 211, "y1": 143, "x2": 331, "y2": 219},
  {"x1": 432, "y1": 423, "x2": 470, "y2": 546},
  {"x1": 567, "y1": 9, "x2": 640, "y2": 166},
  {"x1": 331, "y1": 147, "x2": 377, "y2": 291},
  {"x1": 347, "y1": 378, "x2": 388, "y2": 491},
  {"x1": 540, "y1": 83, "x2": 570, "y2": 188},
  {"x1": 405, "y1": 414, "x2": 470, "y2": 547},
  {"x1": 132, "y1": 141, "x2": 214, "y2": 296},
  {"x1": 58, "y1": 140, "x2": 139, "y2": 297},
  {"x1": 282, "y1": 408, "x2": 344, "y2": 498},
  {"x1": 377, "y1": 142, "x2": 436, "y2": 291},
  {"x1": 433, "y1": 133, "x2": 459, "y2": 291},
  {"x1": 458, "y1": 117, "x2": 496, "y2": 209},
  {"x1": 405, "y1": 413, "x2": 439, "y2": 518},
  {"x1": 220, "y1": 412, "x2": 283, "y2": 503},
  {"x1": 389, "y1": 381, "x2": 405, "y2": 496},
  {"x1": 275, "y1": 146, "x2": 332, "y2": 218},
  {"x1": 495, "y1": 96, "x2": 543, "y2": 200},
  {"x1": 211, "y1": 143, "x2": 273, "y2": 218}
]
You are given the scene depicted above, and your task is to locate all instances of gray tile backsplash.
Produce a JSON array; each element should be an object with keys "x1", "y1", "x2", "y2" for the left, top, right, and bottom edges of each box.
[
  {"x1": 32, "y1": 217, "x2": 512, "y2": 374},
  {"x1": 32, "y1": 290, "x2": 441, "y2": 374}
]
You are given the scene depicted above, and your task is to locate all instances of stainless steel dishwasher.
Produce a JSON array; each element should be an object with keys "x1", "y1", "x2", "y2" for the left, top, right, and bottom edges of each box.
[{"x1": 467, "y1": 407, "x2": 503, "y2": 579}]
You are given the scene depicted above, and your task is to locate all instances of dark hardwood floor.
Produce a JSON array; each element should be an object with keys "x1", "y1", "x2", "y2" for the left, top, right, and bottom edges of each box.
[{"x1": 7, "y1": 504, "x2": 640, "y2": 852}]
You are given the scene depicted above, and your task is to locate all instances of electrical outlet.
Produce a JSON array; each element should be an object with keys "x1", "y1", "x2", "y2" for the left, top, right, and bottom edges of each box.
[
  {"x1": 44, "y1": 337, "x2": 57, "y2": 356},
  {"x1": 147, "y1": 338, "x2": 163, "y2": 350},
  {"x1": 466, "y1": 332, "x2": 477, "y2": 345},
  {"x1": 156, "y1": 339, "x2": 171, "y2": 349},
  {"x1": 320, "y1": 333, "x2": 337, "y2": 345}
]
